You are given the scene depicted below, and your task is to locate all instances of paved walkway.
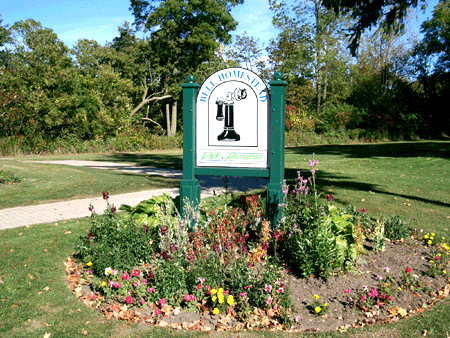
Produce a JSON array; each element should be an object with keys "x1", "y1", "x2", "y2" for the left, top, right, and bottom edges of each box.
[{"x1": 0, "y1": 160, "x2": 268, "y2": 230}]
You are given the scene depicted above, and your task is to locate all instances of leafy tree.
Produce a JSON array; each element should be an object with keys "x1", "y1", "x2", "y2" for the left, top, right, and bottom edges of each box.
[
  {"x1": 321, "y1": 0, "x2": 427, "y2": 55},
  {"x1": 226, "y1": 32, "x2": 265, "y2": 73},
  {"x1": 129, "y1": 0, "x2": 244, "y2": 136},
  {"x1": 268, "y1": 0, "x2": 353, "y2": 125},
  {"x1": 412, "y1": 0, "x2": 450, "y2": 137},
  {"x1": 414, "y1": 0, "x2": 450, "y2": 75}
]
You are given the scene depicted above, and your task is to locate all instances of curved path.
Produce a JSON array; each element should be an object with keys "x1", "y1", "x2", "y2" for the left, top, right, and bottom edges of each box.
[{"x1": 0, "y1": 160, "x2": 268, "y2": 230}]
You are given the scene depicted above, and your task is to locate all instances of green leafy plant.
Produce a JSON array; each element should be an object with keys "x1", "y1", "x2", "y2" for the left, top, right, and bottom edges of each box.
[
  {"x1": 382, "y1": 214, "x2": 411, "y2": 240},
  {"x1": 279, "y1": 156, "x2": 366, "y2": 279}
]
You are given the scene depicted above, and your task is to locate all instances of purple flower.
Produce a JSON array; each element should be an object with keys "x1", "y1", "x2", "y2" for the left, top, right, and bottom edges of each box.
[{"x1": 102, "y1": 191, "x2": 109, "y2": 200}]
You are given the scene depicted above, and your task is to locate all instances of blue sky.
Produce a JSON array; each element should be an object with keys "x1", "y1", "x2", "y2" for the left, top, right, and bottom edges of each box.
[{"x1": 1, "y1": 0, "x2": 438, "y2": 50}]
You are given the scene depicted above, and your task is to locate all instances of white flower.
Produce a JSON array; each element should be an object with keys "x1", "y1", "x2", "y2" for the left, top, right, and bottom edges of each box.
[{"x1": 104, "y1": 267, "x2": 112, "y2": 275}]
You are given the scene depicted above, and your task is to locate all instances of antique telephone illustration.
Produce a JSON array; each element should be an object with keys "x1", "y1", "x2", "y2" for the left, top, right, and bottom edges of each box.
[{"x1": 215, "y1": 87, "x2": 247, "y2": 141}]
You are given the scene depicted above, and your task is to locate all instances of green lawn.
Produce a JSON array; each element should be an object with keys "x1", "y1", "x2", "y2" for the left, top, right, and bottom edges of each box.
[{"x1": 1, "y1": 141, "x2": 450, "y2": 337}]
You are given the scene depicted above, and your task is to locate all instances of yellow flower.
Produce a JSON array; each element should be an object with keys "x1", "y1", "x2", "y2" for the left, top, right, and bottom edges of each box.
[
  {"x1": 227, "y1": 296, "x2": 234, "y2": 306},
  {"x1": 398, "y1": 287, "x2": 402, "y2": 291},
  {"x1": 430, "y1": 260, "x2": 434, "y2": 263},
  {"x1": 212, "y1": 296, "x2": 217, "y2": 302},
  {"x1": 314, "y1": 307, "x2": 321, "y2": 313},
  {"x1": 398, "y1": 308, "x2": 407, "y2": 317},
  {"x1": 432, "y1": 233, "x2": 435, "y2": 237},
  {"x1": 313, "y1": 294, "x2": 320, "y2": 300},
  {"x1": 443, "y1": 270, "x2": 447, "y2": 274},
  {"x1": 101, "y1": 281, "x2": 106, "y2": 286},
  {"x1": 218, "y1": 295, "x2": 224, "y2": 304},
  {"x1": 424, "y1": 234, "x2": 429, "y2": 239},
  {"x1": 213, "y1": 308, "x2": 220, "y2": 315},
  {"x1": 87, "y1": 261, "x2": 93, "y2": 266},
  {"x1": 442, "y1": 237, "x2": 445, "y2": 240},
  {"x1": 210, "y1": 289, "x2": 217, "y2": 295},
  {"x1": 218, "y1": 288, "x2": 224, "y2": 295},
  {"x1": 428, "y1": 240, "x2": 433, "y2": 245},
  {"x1": 324, "y1": 303, "x2": 328, "y2": 307}
]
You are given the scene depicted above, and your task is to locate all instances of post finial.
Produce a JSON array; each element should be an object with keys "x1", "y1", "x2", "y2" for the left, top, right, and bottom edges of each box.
[
  {"x1": 186, "y1": 75, "x2": 195, "y2": 83},
  {"x1": 274, "y1": 72, "x2": 283, "y2": 80}
]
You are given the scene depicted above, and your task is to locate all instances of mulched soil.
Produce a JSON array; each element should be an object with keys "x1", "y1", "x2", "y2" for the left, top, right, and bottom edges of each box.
[{"x1": 65, "y1": 237, "x2": 450, "y2": 333}]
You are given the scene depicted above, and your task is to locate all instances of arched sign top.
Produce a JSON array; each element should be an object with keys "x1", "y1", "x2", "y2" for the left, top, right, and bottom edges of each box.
[{"x1": 196, "y1": 68, "x2": 269, "y2": 168}]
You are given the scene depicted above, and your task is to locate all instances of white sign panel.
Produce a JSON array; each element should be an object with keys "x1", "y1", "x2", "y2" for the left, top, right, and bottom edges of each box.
[{"x1": 196, "y1": 68, "x2": 269, "y2": 168}]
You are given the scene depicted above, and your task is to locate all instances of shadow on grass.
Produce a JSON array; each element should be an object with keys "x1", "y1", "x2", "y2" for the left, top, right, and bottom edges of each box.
[
  {"x1": 285, "y1": 141, "x2": 450, "y2": 159},
  {"x1": 284, "y1": 168, "x2": 450, "y2": 209},
  {"x1": 104, "y1": 152, "x2": 183, "y2": 170}
]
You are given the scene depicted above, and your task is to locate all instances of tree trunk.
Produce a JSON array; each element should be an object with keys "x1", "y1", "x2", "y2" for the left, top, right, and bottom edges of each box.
[
  {"x1": 171, "y1": 101, "x2": 177, "y2": 136},
  {"x1": 166, "y1": 103, "x2": 171, "y2": 137}
]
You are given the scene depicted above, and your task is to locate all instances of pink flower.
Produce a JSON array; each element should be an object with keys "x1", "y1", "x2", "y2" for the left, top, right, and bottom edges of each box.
[
  {"x1": 223, "y1": 290, "x2": 229, "y2": 295},
  {"x1": 276, "y1": 287, "x2": 285, "y2": 294},
  {"x1": 388, "y1": 296, "x2": 393, "y2": 301},
  {"x1": 154, "y1": 309, "x2": 162, "y2": 315},
  {"x1": 197, "y1": 277, "x2": 205, "y2": 283},
  {"x1": 368, "y1": 288, "x2": 378, "y2": 298},
  {"x1": 197, "y1": 284, "x2": 202, "y2": 290},
  {"x1": 405, "y1": 267, "x2": 412, "y2": 273},
  {"x1": 376, "y1": 300, "x2": 381, "y2": 307},
  {"x1": 239, "y1": 292, "x2": 247, "y2": 298},
  {"x1": 140, "y1": 298, "x2": 145, "y2": 305},
  {"x1": 112, "y1": 269, "x2": 119, "y2": 275},
  {"x1": 383, "y1": 266, "x2": 391, "y2": 273},
  {"x1": 436, "y1": 256, "x2": 442, "y2": 261},
  {"x1": 113, "y1": 282, "x2": 121, "y2": 288},
  {"x1": 159, "y1": 298, "x2": 166, "y2": 306},
  {"x1": 122, "y1": 271, "x2": 130, "y2": 280},
  {"x1": 126, "y1": 296, "x2": 133, "y2": 304},
  {"x1": 86, "y1": 269, "x2": 92, "y2": 274},
  {"x1": 264, "y1": 284, "x2": 272, "y2": 293},
  {"x1": 360, "y1": 295, "x2": 366, "y2": 302},
  {"x1": 147, "y1": 287, "x2": 155, "y2": 293},
  {"x1": 132, "y1": 269, "x2": 141, "y2": 277},
  {"x1": 266, "y1": 296, "x2": 273, "y2": 305},
  {"x1": 344, "y1": 289, "x2": 352, "y2": 294},
  {"x1": 190, "y1": 295, "x2": 196, "y2": 301},
  {"x1": 183, "y1": 294, "x2": 191, "y2": 301}
]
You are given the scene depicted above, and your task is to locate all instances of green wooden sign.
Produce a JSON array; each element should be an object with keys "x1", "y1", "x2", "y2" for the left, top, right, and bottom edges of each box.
[{"x1": 180, "y1": 69, "x2": 287, "y2": 226}]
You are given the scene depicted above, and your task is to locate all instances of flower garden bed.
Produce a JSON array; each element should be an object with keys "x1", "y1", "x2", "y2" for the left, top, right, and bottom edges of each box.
[
  {"x1": 66, "y1": 157, "x2": 450, "y2": 332},
  {"x1": 65, "y1": 237, "x2": 450, "y2": 332}
]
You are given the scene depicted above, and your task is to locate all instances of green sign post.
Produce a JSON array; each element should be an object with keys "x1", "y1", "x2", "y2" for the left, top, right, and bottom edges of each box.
[{"x1": 180, "y1": 71, "x2": 287, "y2": 226}]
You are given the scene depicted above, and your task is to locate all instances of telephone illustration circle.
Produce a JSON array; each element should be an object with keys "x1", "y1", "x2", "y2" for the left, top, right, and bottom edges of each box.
[{"x1": 215, "y1": 88, "x2": 247, "y2": 141}]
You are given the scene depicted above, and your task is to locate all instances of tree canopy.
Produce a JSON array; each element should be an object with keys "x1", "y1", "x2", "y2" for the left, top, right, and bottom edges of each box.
[{"x1": 321, "y1": 0, "x2": 427, "y2": 55}]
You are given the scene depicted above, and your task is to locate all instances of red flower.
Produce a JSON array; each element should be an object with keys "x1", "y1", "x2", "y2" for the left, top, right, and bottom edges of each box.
[
  {"x1": 126, "y1": 296, "x2": 132, "y2": 304},
  {"x1": 405, "y1": 267, "x2": 412, "y2": 273}
]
